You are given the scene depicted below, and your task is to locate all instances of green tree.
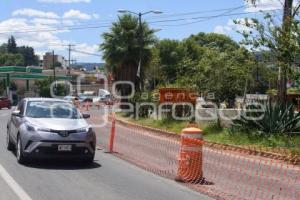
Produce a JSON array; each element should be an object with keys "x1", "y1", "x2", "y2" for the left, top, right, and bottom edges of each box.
[
  {"x1": 54, "y1": 61, "x2": 62, "y2": 68},
  {"x1": 154, "y1": 39, "x2": 183, "y2": 84},
  {"x1": 35, "y1": 79, "x2": 51, "y2": 97},
  {"x1": 241, "y1": 0, "x2": 300, "y2": 103},
  {"x1": 0, "y1": 36, "x2": 39, "y2": 67},
  {"x1": 17, "y1": 46, "x2": 39, "y2": 66},
  {"x1": 146, "y1": 48, "x2": 161, "y2": 89},
  {"x1": 7, "y1": 36, "x2": 17, "y2": 54},
  {"x1": 101, "y1": 14, "x2": 156, "y2": 96},
  {"x1": 0, "y1": 53, "x2": 24, "y2": 66},
  {"x1": 177, "y1": 47, "x2": 253, "y2": 104},
  {"x1": 0, "y1": 44, "x2": 7, "y2": 53},
  {"x1": 187, "y1": 32, "x2": 240, "y2": 52}
]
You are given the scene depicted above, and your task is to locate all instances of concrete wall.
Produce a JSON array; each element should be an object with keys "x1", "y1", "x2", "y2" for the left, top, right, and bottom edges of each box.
[{"x1": 196, "y1": 108, "x2": 241, "y2": 127}]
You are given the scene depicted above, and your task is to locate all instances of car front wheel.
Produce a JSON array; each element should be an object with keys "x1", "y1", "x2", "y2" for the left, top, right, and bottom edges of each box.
[
  {"x1": 16, "y1": 136, "x2": 27, "y2": 164},
  {"x1": 6, "y1": 128, "x2": 14, "y2": 151}
]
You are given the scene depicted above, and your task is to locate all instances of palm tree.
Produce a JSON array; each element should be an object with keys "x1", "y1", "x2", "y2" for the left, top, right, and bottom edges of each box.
[{"x1": 101, "y1": 14, "x2": 156, "y2": 96}]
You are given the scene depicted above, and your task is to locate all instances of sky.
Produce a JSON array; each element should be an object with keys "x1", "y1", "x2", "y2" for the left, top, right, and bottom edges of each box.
[{"x1": 0, "y1": 0, "x2": 288, "y2": 63}]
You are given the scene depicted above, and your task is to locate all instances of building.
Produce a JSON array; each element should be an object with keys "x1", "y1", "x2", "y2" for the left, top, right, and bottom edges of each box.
[{"x1": 42, "y1": 52, "x2": 68, "y2": 70}]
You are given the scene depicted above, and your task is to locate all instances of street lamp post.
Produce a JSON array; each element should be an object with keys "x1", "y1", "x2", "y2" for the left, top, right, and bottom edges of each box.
[{"x1": 118, "y1": 9, "x2": 162, "y2": 91}]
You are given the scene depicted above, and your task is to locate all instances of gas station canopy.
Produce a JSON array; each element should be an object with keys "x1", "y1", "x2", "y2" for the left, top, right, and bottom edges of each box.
[
  {"x1": 0, "y1": 66, "x2": 70, "y2": 80},
  {"x1": 0, "y1": 66, "x2": 43, "y2": 74}
]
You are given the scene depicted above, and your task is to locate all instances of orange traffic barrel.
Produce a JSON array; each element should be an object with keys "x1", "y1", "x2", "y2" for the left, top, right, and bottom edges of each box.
[{"x1": 176, "y1": 127, "x2": 203, "y2": 183}]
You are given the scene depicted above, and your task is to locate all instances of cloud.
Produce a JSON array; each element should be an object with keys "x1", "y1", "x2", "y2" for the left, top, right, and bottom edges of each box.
[
  {"x1": 12, "y1": 8, "x2": 59, "y2": 19},
  {"x1": 0, "y1": 18, "x2": 101, "y2": 62},
  {"x1": 213, "y1": 26, "x2": 227, "y2": 34},
  {"x1": 213, "y1": 18, "x2": 253, "y2": 35},
  {"x1": 92, "y1": 14, "x2": 100, "y2": 19},
  {"x1": 244, "y1": 0, "x2": 282, "y2": 12},
  {"x1": 31, "y1": 18, "x2": 60, "y2": 25},
  {"x1": 0, "y1": 18, "x2": 66, "y2": 49},
  {"x1": 38, "y1": 0, "x2": 91, "y2": 3},
  {"x1": 3, "y1": 7, "x2": 101, "y2": 62},
  {"x1": 63, "y1": 9, "x2": 92, "y2": 20},
  {"x1": 72, "y1": 43, "x2": 99, "y2": 58}
]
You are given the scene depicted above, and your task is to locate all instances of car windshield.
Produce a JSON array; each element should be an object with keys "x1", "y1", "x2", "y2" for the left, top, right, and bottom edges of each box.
[
  {"x1": 25, "y1": 101, "x2": 81, "y2": 119},
  {"x1": 79, "y1": 94, "x2": 94, "y2": 98},
  {"x1": 99, "y1": 90, "x2": 110, "y2": 96}
]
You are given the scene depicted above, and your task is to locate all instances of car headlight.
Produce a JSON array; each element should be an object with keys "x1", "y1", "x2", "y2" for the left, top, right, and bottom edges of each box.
[
  {"x1": 25, "y1": 123, "x2": 37, "y2": 132},
  {"x1": 25, "y1": 122, "x2": 51, "y2": 132},
  {"x1": 76, "y1": 126, "x2": 91, "y2": 133}
]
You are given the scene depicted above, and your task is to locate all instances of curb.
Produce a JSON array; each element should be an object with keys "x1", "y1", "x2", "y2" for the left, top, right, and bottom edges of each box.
[{"x1": 110, "y1": 115, "x2": 300, "y2": 165}]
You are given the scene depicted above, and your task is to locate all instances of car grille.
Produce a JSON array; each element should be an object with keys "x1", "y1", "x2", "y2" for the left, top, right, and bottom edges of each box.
[{"x1": 50, "y1": 129, "x2": 77, "y2": 137}]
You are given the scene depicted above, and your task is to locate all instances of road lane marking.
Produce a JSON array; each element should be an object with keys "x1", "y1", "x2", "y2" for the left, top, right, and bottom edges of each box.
[{"x1": 0, "y1": 164, "x2": 32, "y2": 200}]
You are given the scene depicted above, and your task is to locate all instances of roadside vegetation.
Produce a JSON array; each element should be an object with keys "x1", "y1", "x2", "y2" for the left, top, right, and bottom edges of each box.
[
  {"x1": 205, "y1": 123, "x2": 300, "y2": 156},
  {"x1": 0, "y1": 36, "x2": 39, "y2": 66}
]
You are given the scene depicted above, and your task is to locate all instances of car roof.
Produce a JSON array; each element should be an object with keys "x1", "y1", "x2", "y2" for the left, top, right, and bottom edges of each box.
[{"x1": 24, "y1": 98, "x2": 70, "y2": 103}]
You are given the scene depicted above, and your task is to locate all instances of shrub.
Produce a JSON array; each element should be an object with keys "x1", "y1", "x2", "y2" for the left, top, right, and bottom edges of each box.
[
  {"x1": 128, "y1": 92, "x2": 157, "y2": 118},
  {"x1": 233, "y1": 102, "x2": 300, "y2": 138}
]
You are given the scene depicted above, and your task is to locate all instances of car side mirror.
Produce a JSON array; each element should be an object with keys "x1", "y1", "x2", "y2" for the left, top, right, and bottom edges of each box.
[
  {"x1": 82, "y1": 113, "x2": 90, "y2": 119},
  {"x1": 12, "y1": 110, "x2": 22, "y2": 117}
]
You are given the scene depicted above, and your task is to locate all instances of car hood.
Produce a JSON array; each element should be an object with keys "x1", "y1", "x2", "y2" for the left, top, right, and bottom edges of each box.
[{"x1": 25, "y1": 117, "x2": 89, "y2": 131}]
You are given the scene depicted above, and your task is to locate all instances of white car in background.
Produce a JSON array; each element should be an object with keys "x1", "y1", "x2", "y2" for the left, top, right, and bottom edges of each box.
[
  {"x1": 78, "y1": 90, "x2": 112, "y2": 103},
  {"x1": 98, "y1": 89, "x2": 111, "y2": 101},
  {"x1": 78, "y1": 92, "x2": 99, "y2": 103}
]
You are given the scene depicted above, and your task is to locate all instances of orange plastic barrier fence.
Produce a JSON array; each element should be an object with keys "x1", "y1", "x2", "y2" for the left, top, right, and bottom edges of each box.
[
  {"x1": 108, "y1": 112, "x2": 116, "y2": 153},
  {"x1": 90, "y1": 111, "x2": 300, "y2": 200}
]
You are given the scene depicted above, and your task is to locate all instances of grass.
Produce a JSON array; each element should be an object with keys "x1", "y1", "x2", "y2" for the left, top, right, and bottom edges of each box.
[
  {"x1": 116, "y1": 112, "x2": 188, "y2": 134},
  {"x1": 116, "y1": 112, "x2": 300, "y2": 156},
  {"x1": 203, "y1": 123, "x2": 300, "y2": 156}
]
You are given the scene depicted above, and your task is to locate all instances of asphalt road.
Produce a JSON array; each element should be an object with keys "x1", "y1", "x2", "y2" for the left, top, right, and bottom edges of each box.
[{"x1": 0, "y1": 109, "x2": 213, "y2": 200}]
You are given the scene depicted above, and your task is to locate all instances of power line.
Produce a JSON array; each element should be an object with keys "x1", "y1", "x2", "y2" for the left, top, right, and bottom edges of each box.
[
  {"x1": 149, "y1": 9, "x2": 280, "y2": 25},
  {"x1": 0, "y1": 5, "x2": 245, "y2": 30},
  {"x1": 0, "y1": 24, "x2": 111, "y2": 35},
  {"x1": 0, "y1": 2, "x2": 281, "y2": 31},
  {"x1": 0, "y1": 9, "x2": 279, "y2": 35},
  {"x1": 0, "y1": 21, "x2": 112, "y2": 34},
  {"x1": 72, "y1": 49, "x2": 102, "y2": 57},
  {"x1": 151, "y1": 5, "x2": 246, "y2": 27},
  {"x1": 0, "y1": 3, "x2": 282, "y2": 35},
  {"x1": 145, "y1": 5, "x2": 246, "y2": 20}
]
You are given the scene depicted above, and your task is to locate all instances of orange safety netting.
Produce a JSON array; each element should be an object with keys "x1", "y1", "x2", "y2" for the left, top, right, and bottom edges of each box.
[{"x1": 92, "y1": 113, "x2": 300, "y2": 200}]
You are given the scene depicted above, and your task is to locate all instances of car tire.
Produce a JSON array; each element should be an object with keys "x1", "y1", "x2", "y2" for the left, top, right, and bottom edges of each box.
[
  {"x1": 7, "y1": 104, "x2": 11, "y2": 109},
  {"x1": 16, "y1": 135, "x2": 27, "y2": 164},
  {"x1": 6, "y1": 128, "x2": 14, "y2": 151}
]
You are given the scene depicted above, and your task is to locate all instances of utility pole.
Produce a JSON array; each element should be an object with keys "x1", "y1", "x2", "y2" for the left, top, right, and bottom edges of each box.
[
  {"x1": 66, "y1": 44, "x2": 75, "y2": 76},
  {"x1": 71, "y1": 59, "x2": 77, "y2": 65},
  {"x1": 52, "y1": 50, "x2": 56, "y2": 82},
  {"x1": 52, "y1": 50, "x2": 57, "y2": 93},
  {"x1": 137, "y1": 12, "x2": 143, "y2": 91},
  {"x1": 117, "y1": 9, "x2": 162, "y2": 91}
]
